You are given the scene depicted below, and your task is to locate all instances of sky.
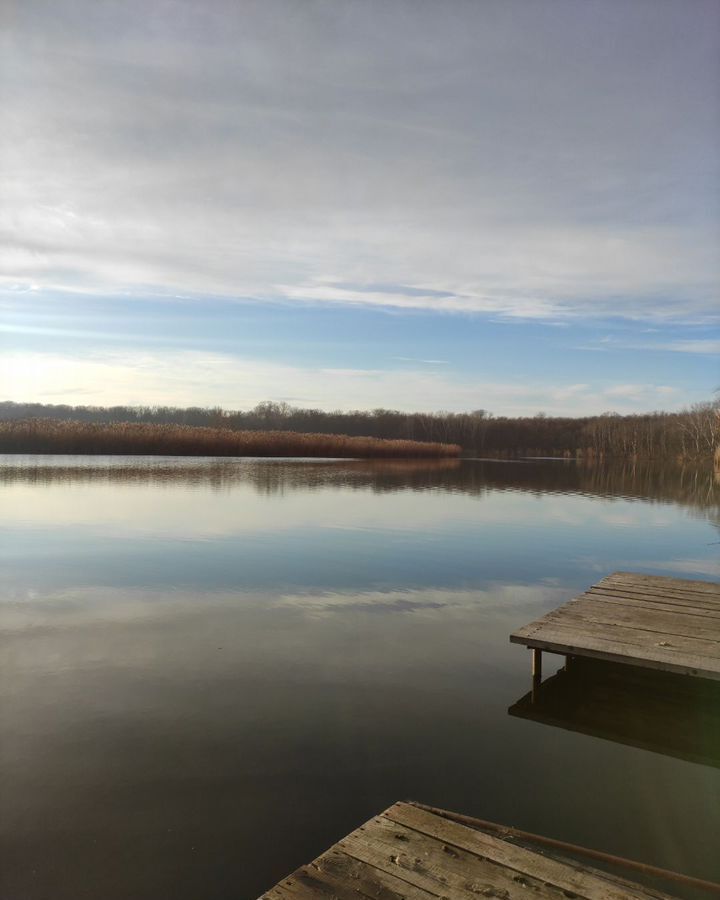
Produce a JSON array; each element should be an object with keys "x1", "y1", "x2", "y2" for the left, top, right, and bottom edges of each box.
[{"x1": 2, "y1": 0, "x2": 719, "y2": 416}]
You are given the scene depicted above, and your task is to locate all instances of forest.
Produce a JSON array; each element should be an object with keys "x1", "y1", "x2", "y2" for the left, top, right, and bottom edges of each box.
[{"x1": 0, "y1": 399, "x2": 717, "y2": 459}]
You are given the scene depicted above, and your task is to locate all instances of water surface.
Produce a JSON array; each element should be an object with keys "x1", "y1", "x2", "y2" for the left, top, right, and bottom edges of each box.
[{"x1": 1, "y1": 456, "x2": 719, "y2": 898}]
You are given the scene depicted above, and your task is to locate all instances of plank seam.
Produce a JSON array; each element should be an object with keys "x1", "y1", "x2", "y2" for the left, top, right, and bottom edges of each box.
[{"x1": 333, "y1": 845, "x2": 446, "y2": 899}]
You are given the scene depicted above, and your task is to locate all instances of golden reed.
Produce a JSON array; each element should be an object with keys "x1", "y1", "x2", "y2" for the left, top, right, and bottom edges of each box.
[{"x1": 0, "y1": 419, "x2": 461, "y2": 459}]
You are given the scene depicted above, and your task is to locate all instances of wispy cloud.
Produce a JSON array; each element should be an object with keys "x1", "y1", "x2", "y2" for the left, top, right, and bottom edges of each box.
[
  {"x1": 602, "y1": 383, "x2": 678, "y2": 401},
  {"x1": 603, "y1": 384, "x2": 650, "y2": 398},
  {"x1": 1, "y1": 1, "x2": 718, "y2": 323},
  {"x1": 552, "y1": 383, "x2": 591, "y2": 399},
  {"x1": 272, "y1": 583, "x2": 568, "y2": 619},
  {"x1": 652, "y1": 340, "x2": 720, "y2": 355},
  {"x1": 392, "y1": 356, "x2": 448, "y2": 365},
  {"x1": 585, "y1": 336, "x2": 720, "y2": 356}
]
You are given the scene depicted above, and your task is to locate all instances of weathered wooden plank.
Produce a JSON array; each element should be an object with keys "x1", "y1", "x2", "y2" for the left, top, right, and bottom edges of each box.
[
  {"x1": 338, "y1": 814, "x2": 568, "y2": 900},
  {"x1": 586, "y1": 589, "x2": 720, "y2": 619},
  {"x1": 315, "y1": 849, "x2": 439, "y2": 900},
  {"x1": 512, "y1": 610, "x2": 580, "y2": 642},
  {"x1": 607, "y1": 572, "x2": 720, "y2": 590},
  {"x1": 542, "y1": 601, "x2": 720, "y2": 646},
  {"x1": 261, "y1": 864, "x2": 365, "y2": 899},
  {"x1": 262, "y1": 854, "x2": 430, "y2": 900},
  {"x1": 592, "y1": 584, "x2": 720, "y2": 609},
  {"x1": 517, "y1": 615, "x2": 720, "y2": 660},
  {"x1": 604, "y1": 573, "x2": 720, "y2": 596},
  {"x1": 513, "y1": 594, "x2": 720, "y2": 642},
  {"x1": 530, "y1": 588, "x2": 720, "y2": 626},
  {"x1": 599, "y1": 573, "x2": 720, "y2": 594},
  {"x1": 382, "y1": 803, "x2": 674, "y2": 900},
  {"x1": 513, "y1": 615, "x2": 717, "y2": 658},
  {"x1": 595, "y1": 579, "x2": 720, "y2": 597}
]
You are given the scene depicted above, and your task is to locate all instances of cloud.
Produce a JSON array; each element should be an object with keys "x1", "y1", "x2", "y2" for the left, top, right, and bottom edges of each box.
[
  {"x1": 272, "y1": 583, "x2": 568, "y2": 619},
  {"x1": 552, "y1": 383, "x2": 591, "y2": 400},
  {"x1": 392, "y1": 356, "x2": 448, "y2": 365},
  {"x1": 652, "y1": 340, "x2": 720, "y2": 355},
  {"x1": 602, "y1": 384, "x2": 649, "y2": 398},
  {"x1": 587, "y1": 336, "x2": 720, "y2": 355},
  {"x1": 1, "y1": 0, "x2": 718, "y2": 322},
  {"x1": 0, "y1": 349, "x2": 696, "y2": 415},
  {"x1": 601, "y1": 383, "x2": 678, "y2": 402}
]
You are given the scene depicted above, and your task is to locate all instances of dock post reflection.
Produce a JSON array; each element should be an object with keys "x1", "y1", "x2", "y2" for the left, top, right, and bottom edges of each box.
[{"x1": 510, "y1": 657, "x2": 720, "y2": 769}]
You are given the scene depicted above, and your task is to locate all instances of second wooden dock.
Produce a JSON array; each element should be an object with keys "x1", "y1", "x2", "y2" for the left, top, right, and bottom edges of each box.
[
  {"x1": 259, "y1": 801, "x2": 681, "y2": 899},
  {"x1": 511, "y1": 571, "x2": 720, "y2": 681}
]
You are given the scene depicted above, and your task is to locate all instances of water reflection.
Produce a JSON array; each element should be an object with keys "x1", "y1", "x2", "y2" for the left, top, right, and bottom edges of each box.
[
  {"x1": 1, "y1": 455, "x2": 719, "y2": 899},
  {"x1": 0, "y1": 454, "x2": 462, "y2": 489},
  {"x1": 509, "y1": 658, "x2": 720, "y2": 770},
  {"x1": 0, "y1": 453, "x2": 717, "y2": 509}
]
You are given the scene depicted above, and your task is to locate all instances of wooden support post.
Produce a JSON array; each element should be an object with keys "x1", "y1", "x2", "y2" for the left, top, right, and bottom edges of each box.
[
  {"x1": 531, "y1": 648, "x2": 542, "y2": 703},
  {"x1": 532, "y1": 648, "x2": 542, "y2": 682}
]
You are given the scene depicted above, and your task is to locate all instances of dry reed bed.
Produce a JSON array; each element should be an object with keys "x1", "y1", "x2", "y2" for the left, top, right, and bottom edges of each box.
[{"x1": 0, "y1": 419, "x2": 460, "y2": 459}]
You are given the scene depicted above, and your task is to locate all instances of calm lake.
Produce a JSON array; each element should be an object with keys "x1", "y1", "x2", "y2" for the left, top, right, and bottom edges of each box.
[{"x1": 1, "y1": 455, "x2": 719, "y2": 899}]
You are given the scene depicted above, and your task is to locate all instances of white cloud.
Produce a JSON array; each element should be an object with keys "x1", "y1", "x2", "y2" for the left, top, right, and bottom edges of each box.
[
  {"x1": 601, "y1": 383, "x2": 680, "y2": 403},
  {"x1": 585, "y1": 336, "x2": 720, "y2": 356},
  {"x1": 602, "y1": 384, "x2": 648, "y2": 398},
  {"x1": 653, "y1": 340, "x2": 720, "y2": 355},
  {"x1": 552, "y1": 383, "x2": 591, "y2": 400},
  {"x1": 272, "y1": 583, "x2": 568, "y2": 619},
  {"x1": 0, "y1": 349, "x2": 697, "y2": 415},
  {"x1": 1, "y1": 1, "x2": 718, "y2": 323},
  {"x1": 392, "y1": 357, "x2": 448, "y2": 365}
]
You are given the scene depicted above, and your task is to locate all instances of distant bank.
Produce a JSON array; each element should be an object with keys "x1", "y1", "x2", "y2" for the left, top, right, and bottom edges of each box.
[
  {"x1": 0, "y1": 419, "x2": 460, "y2": 459},
  {"x1": 1, "y1": 400, "x2": 717, "y2": 459}
]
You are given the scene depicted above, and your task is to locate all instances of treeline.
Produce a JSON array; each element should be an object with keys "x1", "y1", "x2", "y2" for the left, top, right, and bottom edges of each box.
[
  {"x1": 0, "y1": 420, "x2": 459, "y2": 459},
  {"x1": 0, "y1": 399, "x2": 717, "y2": 458}
]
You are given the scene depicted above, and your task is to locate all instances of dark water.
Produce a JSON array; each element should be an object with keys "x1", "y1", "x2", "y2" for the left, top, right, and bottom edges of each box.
[{"x1": 1, "y1": 455, "x2": 718, "y2": 899}]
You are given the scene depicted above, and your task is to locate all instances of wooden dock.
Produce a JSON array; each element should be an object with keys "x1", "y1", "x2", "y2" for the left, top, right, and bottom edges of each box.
[
  {"x1": 511, "y1": 572, "x2": 720, "y2": 682},
  {"x1": 259, "y1": 801, "x2": 681, "y2": 899}
]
